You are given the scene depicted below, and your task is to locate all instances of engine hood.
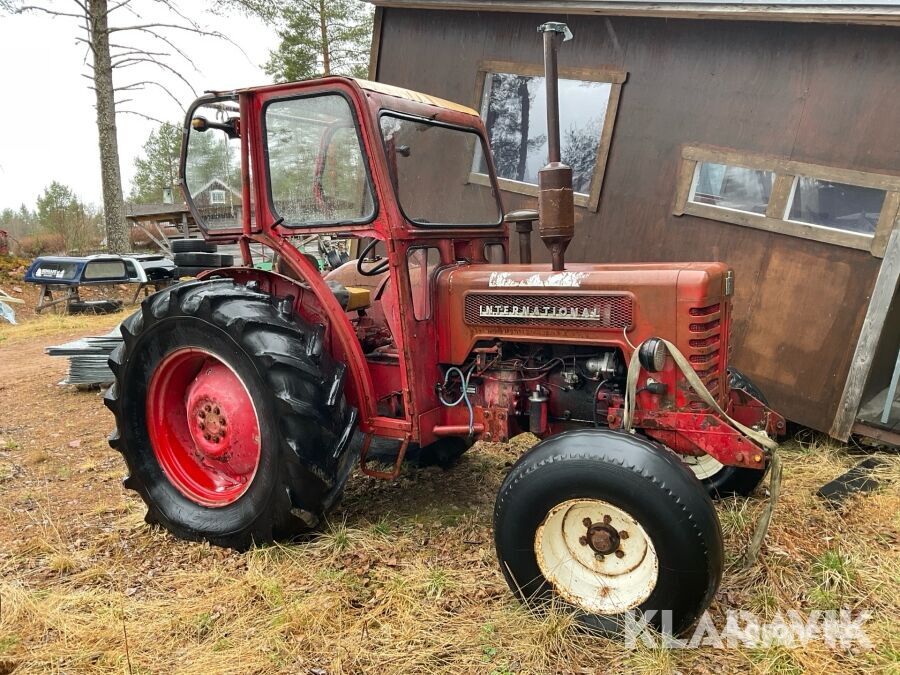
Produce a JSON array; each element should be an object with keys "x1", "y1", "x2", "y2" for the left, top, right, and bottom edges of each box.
[{"x1": 434, "y1": 262, "x2": 730, "y2": 365}]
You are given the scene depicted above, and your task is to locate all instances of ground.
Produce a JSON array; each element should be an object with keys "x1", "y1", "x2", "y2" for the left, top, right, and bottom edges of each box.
[{"x1": 0, "y1": 308, "x2": 898, "y2": 674}]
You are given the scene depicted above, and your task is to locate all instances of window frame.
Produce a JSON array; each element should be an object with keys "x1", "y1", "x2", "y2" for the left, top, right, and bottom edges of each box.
[
  {"x1": 470, "y1": 60, "x2": 626, "y2": 212},
  {"x1": 674, "y1": 145, "x2": 900, "y2": 257},
  {"x1": 179, "y1": 93, "x2": 247, "y2": 238},
  {"x1": 378, "y1": 111, "x2": 504, "y2": 229},
  {"x1": 209, "y1": 188, "x2": 227, "y2": 205},
  {"x1": 260, "y1": 90, "x2": 378, "y2": 229},
  {"x1": 406, "y1": 245, "x2": 443, "y2": 321}
]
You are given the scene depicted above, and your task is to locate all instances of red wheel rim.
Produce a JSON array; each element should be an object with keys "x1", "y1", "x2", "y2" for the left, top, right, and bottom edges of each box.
[{"x1": 146, "y1": 348, "x2": 261, "y2": 507}]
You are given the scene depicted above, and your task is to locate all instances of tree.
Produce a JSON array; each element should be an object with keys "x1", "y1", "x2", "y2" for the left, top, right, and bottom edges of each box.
[
  {"x1": 1, "y1": 1, "x2": 238, "y2": 253},
  {"x1": 483, "y1": 73, "x2": 545, "y2": 182},
  {"x1": 223, "y1": 0, "x2": 373, "y2": 82},
  {"x1": 563, "y1": 117, "x2": 603, "y2": 194},
  {"x1": 0, "y1": 204, "x2": 37, "y2": 241},
  {"x1": 35, "y1": 181, "x2": 100, "y2": 253},
  {"x1": 130, "y1": 121, "x2": 182, "y2": 203}
]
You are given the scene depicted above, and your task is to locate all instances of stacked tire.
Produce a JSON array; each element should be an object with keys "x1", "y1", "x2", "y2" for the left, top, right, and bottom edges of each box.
[{"x1": 170, "y1": 238, "x2": 234, "y2": 278}]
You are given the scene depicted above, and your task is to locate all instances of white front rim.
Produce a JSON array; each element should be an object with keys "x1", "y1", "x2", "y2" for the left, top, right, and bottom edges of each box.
[
  {"x1": 534, "y1": 498, "x2": 659, "y2": 614},
  {"x1": 682, "y1": 453, "x2": 725, "y2": 481}
]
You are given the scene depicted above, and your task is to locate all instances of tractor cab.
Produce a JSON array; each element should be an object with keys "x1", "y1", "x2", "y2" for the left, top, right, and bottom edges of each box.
[{"x1": 179, "y1": 76, "x2": 514, "y2": 454}]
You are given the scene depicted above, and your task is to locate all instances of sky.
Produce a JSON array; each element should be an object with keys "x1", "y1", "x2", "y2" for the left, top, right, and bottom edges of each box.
[{"x1": 0, "y1": 1, "x2": 275, "y2": 212}]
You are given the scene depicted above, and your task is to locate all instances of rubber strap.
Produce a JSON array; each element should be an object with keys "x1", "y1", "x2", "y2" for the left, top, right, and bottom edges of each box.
[
  {"x1": 622, "y1": 338, "x2": 781, "y2": 568},
  {"x1": 622, "y1": 339, "x2": 778, "y2": 452}
]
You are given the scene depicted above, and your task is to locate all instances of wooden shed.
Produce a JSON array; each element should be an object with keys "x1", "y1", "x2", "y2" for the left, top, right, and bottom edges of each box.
[{"x1": 366, "y1": 0, "x2": 900, "y2": 443}]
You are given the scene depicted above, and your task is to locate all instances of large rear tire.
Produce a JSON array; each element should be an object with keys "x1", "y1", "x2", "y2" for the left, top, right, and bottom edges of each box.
[
  {"x1": 495, "y1": 429, "x2": 723, "y2": 636},
  {"x1": 104, "y1": 278, "x2": 355, "y2": 550}
]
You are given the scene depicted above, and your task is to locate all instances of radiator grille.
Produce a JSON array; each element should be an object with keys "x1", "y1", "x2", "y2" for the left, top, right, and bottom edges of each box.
[
  {"x1": 464, "y1": 293, "x2": 633, "y2": 329},
  {"x1": 686, "y1": 302, "x2": 723, "y2": 401}
]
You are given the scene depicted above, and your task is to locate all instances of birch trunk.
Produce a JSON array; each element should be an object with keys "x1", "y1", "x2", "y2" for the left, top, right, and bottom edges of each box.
[{"x1": 89, "y1": 0, "x2": 130, "y2": 253}]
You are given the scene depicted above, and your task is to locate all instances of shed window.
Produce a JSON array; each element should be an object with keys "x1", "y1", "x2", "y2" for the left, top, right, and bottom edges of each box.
[
  {"x1": 690, "y1": 162, "x2": 774, "y2": 215},
  {"x1": 674, "y1": 145, "x2": 900, "y2": 257},
  {"x1": 210, "y1": 189, "x2": 226, "y2": 205},
  {"x1": 787, "y1": 178, "x2": 885, "y2": 235},
  {"x1": 470, "y1": 62, "x2": 625, "y2": 211}
]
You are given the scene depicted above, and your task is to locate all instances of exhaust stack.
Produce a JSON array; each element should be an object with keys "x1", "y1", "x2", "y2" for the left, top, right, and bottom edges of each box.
[{"x1": 537, "y1": 22, "x2": 574, "y2": 272}]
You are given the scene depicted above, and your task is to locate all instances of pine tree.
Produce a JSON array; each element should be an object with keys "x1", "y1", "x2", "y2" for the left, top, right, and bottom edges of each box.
[
  {"x1": 130, "y1": 122, "x2": 183, "y2": 204},
  {"x1": 223, "y1": 0, "x2": 373, "y2": 82}
]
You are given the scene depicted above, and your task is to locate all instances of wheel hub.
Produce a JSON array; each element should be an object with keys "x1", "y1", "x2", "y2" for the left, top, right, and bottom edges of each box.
[
  {"x1": 146, "y1": 349, "x2": 261, "y2": 506},
  {"x1": 585, "y1": 520, "x2": 621, "y2": 555},
  {"x1": 535, "y1": 498, "x2": 659, "y2": 614}
]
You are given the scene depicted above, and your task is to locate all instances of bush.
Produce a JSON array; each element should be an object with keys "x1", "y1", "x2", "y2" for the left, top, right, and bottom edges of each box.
[{"x1": 16, "y1": 233, "x2": 66, "y2": 257}]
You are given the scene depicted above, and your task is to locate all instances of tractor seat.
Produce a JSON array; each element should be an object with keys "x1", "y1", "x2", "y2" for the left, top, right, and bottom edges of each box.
[{"x1": 326, "y1": 280, "x2": 371, "y2": 312}]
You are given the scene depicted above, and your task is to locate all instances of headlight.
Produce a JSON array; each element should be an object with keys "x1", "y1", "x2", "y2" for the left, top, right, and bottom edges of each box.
[{"x1": 638, "y1": 337, "x2": 668, "y2": 372}]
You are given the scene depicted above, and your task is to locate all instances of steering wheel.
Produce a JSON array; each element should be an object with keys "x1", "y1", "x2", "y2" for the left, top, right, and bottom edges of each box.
[{"x1": 356, "y1": 239, "x2": 390, "y2": 276}]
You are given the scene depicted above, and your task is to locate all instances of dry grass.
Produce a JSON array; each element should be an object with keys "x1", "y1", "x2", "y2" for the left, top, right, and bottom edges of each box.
[
  {"x1": 0, "y1": 307, "x2": 130, "y2": 346},
  {"x1": 0, "y1": 324, "x2": 898, "y2": 674}
]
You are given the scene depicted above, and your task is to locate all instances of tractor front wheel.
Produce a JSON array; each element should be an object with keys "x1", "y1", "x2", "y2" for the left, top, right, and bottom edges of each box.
[
  {"x1": 494, "y1": 429, "x2": 723, "y2": 636},
  {"x1": 104, "y1": 278, "x2": 353, "y2": 550}
]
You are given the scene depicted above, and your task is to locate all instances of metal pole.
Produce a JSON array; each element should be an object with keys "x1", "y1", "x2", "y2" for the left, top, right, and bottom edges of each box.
[
  {"x1": 537, "y1": 22, "x2": 574, "y2": 272},
  {"x1": 543, "y1": 29, "x2": 562, "y2": 165}
]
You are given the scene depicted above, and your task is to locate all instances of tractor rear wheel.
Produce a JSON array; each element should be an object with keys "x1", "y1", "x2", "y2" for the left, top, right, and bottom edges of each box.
[
  {"x1": 104, "y1": 278, "x2": 354, "y2": 550},
  {"x1": 683, "y1": 367, "x2": 769, "y2": 498},
  {"x1": 494, "y1": 429, "x2": 722, "y2": 636}
]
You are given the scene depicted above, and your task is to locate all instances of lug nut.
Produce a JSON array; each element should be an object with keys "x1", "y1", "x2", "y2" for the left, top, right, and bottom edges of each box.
[
  {"x1": 620, "y1": 531, "x2": 629, "y2": 539},
  {"x1": 199, "y1": 422, "x2": 205, "y2": 430},
  {"x1": 205, "y1": 404, "x2": 211, "y2": 412},
  {"x1": 213, "y1": 407, "x2": 220, "y2": 415},
  {"x1": 615, "y1": 550, "x2": 625, "y2": 558},
  {"x1": 582, "y1": 517, "x2": 592, "y2": 527},
  {"x1": 579, "y1": 536, "x2": 588, "y2": 546},
  {"x1": 603, "y1": 515, "x2": 612, "y2": 524},
  {"x1": 204, "y1": 433, "x2": 211, "y2": 441},
  {"x1": 199, "y1": 410, "x2": 206, "y2": 419},
  {"x1": 595, "y1": 553, "x2": 604, "y2": 561}
]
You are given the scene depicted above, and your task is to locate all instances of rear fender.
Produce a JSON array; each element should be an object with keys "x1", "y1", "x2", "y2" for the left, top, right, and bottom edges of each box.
[{"x1": 197, "y1": 266, "x2": 372, "y2": 421}]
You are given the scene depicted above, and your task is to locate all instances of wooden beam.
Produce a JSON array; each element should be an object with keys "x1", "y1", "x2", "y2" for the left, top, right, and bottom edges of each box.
[
  {"x1": 831, "y1": 223, "x2": 900, "y2": 440},
  {"x1": 368, "y1": 6, "x2": 384, "y2": 81},
  {"x1": 766, "y1": 174, "x2": 795, "y2": 220},
  {"x1": 683, "y1": 145, "x2": 900, "y2": 192},
  {"x1": 872, "y1": 191, "x2": 900, "y2": 258},
  {"x1": 131, "y1": 220, "x2": 170, "y2": 254},
  {"x1": 588, "y1": 76, "x2": 626, "y2": 212},
  {"x1": 681, "y1": 201, "x2": 877, "y2": 253},
  {"x1": 366, "y1": 1, "x2": 900, "y2": 27}
]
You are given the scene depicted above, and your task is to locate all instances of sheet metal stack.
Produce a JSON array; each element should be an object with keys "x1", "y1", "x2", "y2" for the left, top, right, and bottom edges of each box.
[{"x1": 46, "y1": 327, "x2": 124, "y2": 386}]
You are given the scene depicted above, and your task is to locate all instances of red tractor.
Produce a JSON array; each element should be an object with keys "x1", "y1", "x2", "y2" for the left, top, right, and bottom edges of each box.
[{"x1": 106, "y1": 24, "x2": 784, "y2": 635}]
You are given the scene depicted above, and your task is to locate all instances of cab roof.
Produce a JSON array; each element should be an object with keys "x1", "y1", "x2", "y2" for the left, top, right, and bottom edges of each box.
[
  {"x1": 351, "y1": 78, "x2": 480, "y2": 116},
  {"x1": 221, "y1": 76, "x2": 480, "y2": 118}
]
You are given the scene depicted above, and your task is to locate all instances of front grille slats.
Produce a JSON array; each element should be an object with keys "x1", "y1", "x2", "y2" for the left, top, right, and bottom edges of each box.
[
  {"x1": 464, "y1": 293, "x2": 633, "y2": 330},
  {"x1": 686, "y1": 303, "x2": 724, "y2": 405}
]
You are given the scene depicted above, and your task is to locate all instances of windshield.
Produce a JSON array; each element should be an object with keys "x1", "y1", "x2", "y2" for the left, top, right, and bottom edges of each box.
[
  {"x1": 264, "y1": 93, "x2": 375, "y2": 227},
  {"x1": 183, "y1": 99, "x2": 249, "y2": 232},
  {"x1": 379, "y1": 114, "x2": 502, "y2": 227}
]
